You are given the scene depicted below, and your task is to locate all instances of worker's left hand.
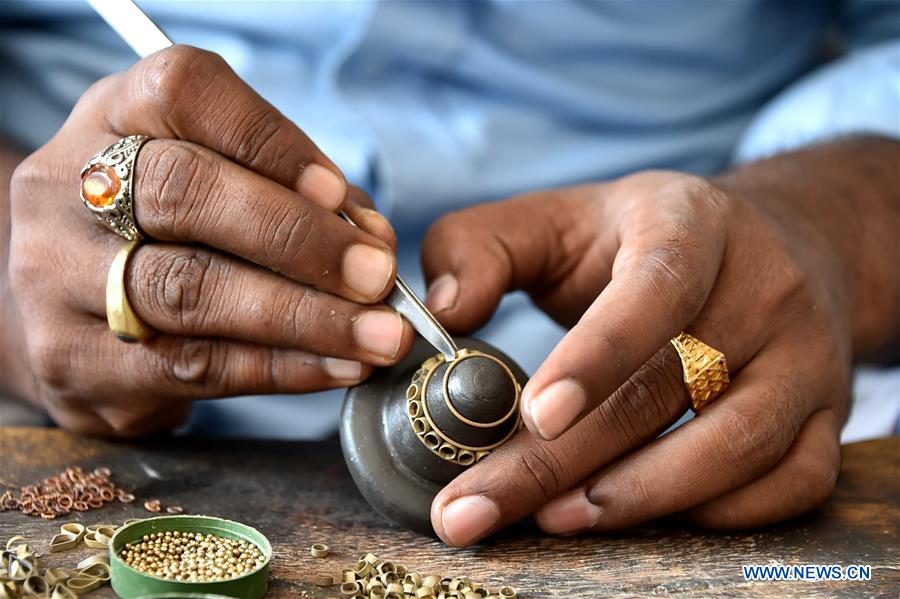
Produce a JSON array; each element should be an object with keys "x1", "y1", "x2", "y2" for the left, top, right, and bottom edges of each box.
[{"x1": 420, "y1": 162, "x2": 866, "y2": 545}]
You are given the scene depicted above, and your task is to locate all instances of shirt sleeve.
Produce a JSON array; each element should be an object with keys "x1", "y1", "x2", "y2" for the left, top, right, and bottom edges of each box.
[{"x1": 733, "y1": 1, "x2": 900, "y2": 163}]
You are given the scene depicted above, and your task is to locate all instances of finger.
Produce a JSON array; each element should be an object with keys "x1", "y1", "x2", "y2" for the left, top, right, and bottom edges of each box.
[
  {"x1": 45, "y1": 380, "x2": 191, "y2": 438},
  {"x1": 430, "y1": 346, "x2": 690, "y2": 547},
  {"x1": 347, "y1": 185, "x2": 376, "y2": 210},
  {"x1": 132, "y1": 139, "x2": 397, "y2": 303},
  {"x1": 534, "y1": 344, "x2": 823, "y2": 534},
  {"x1": 132, "y1": 335, "x2": 369, "y2": 395},
  {"x1": 521, "y1": 177, "x2": 732, "y2": 439},
  {"x1": 40, "y1": 399, "x2": 116, "y2": 437},
  {"x1": 33, "y1": 315, "x2": 371, "y2": 437},
  {"x1": 66, "y1": 326, "x2": 371, "y2": 436},
  {"x1": 685, "y1": 409, "x2": 841, "y2": 529},
  {"x1": 73, "y1": 239, "x2": 412, "y2": 364},
  {"x1": 123, "y1": 244, "x2": 412, "y2": 364},
  {"x1": 422, "y1": 187, "x2": 599, "y2": 332},
  {"x1": 101, "y1": 45, "x2": 348, "y2": 210},
  {"x1": 344, "y1": 188, "x2": 397, "y2": 252}
]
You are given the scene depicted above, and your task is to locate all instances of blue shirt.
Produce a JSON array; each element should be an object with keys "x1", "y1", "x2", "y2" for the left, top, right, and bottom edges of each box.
[{"x1": 2, "y1": 0, "x2": 898, "y2": 439}]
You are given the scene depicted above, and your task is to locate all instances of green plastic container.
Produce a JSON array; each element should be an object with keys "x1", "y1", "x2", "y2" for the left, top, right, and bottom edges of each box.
[{"x1": 110, "y1": 516, "x2": 271, "y2": 599}]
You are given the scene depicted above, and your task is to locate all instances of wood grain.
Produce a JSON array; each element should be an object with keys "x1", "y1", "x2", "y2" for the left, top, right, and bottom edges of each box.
[{"x1": 1, "y1": 427, "x2": 897, "y2": 597}]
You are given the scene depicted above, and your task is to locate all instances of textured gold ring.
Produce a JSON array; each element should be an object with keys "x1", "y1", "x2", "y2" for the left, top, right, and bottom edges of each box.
[
  {"x1": 106, "y1": 240, "x2": 153, "y2": 343},
  {"x1": 670, "y1": 332, "x2": 730, "y2": 411},
  {"x1": 80, "y1": 135, "x2": 149, "y2": 241}
]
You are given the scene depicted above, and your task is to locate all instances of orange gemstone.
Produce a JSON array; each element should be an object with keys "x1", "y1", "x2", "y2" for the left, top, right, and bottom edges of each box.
[{"x1": 81, "y1": 164, "x2": 121, "y2": 208}]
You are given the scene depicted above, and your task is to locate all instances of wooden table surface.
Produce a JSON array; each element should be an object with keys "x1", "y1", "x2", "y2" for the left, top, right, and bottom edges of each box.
[{"x1": 0, "y1": 427, "x2": 897, "y2": 598}]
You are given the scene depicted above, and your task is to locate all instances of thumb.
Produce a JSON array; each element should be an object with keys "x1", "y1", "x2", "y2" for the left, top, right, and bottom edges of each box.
[{"x1": 421, "y1": 190, "x2": 581, "y2": 333}]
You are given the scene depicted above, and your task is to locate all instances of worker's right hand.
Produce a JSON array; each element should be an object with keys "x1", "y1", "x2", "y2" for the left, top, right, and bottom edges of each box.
[{"x1": 7, "y1": 45, "x2": 413, "y2": 436}]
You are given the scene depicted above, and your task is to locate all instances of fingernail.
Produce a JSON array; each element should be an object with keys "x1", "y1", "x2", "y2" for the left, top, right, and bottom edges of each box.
[
  {"x1": 322, "y1": 357, "x2": 363, "y2": 381},
  {"x1": 343, "y1": 244, "x2": 394, "y2": 299},
  {"x1": 299, "y1": 163, "x2": 346, "y2": 211},
  {"x1": 359, "y1": 205, "x2": 391, "y2": 226},
  {"x1": 525, "y1": 379, "x2": 586, "y2": 440},
  {"x1": 425, "y1": 274, "x2": 458, "y2": 313},
  {"x1": 440, "y1": 495, "x2": 499, "y2": 546},
  {"x1": 354, "y1": 311, "x2": 403, "y2": 359},
  {"x1": 534, "y1": 489, "x2": 600, "y2": 534}
]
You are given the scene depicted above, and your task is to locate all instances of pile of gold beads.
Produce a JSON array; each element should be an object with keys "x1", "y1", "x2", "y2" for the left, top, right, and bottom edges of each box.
[
  {"x1": 2, "y1": 532, "x2": 113, "y2": 598},
  {"x1": 0, "y1": 466, "x2": 134, "y2": 519},
  {"x1": 119, "y1": 531, "x2": 265, "y2": 582},
  {"x1": 312, "y1": 551, "x2": 519, "y2": 599}
]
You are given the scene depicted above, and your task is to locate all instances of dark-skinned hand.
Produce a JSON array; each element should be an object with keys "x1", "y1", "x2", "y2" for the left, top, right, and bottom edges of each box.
[{"x1": 421, "y1": 138, "x2": 899, "y2": 545}]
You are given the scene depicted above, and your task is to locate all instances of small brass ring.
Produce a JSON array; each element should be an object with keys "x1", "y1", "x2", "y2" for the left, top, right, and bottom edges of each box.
[
  {"x1": 43, "y1": 569, "x2": 73, "y2": 587},
  {"x1": 49, "y1": 533, "x2": 78, "y2": 553},
  {"x1": 5, "y1": 537, "x2": 26, "y2": 551},
  {"x1": 64, "y1": 575, "x2": 104, "y2": 594},
  {"x1": 82, "y1": 531, "x2": 110, "y2": 549},
  {"x1": 8, "y1": 555, "x2": 34, "y2": 581},
  {"x1": 22, "y1": 574, "x2": 49, "y2": 597},
  {"x1": 76, "y1": 563, "x2": 111, "y2": 582},
  {"x1": 75, "y1": 554, "x2": 109, "y2": 571},
  {"x1": 60, "y1": 523, "x2": 85, "y2": 539},
  {"x1": 50, "y1": 584, "x2": 77, "y2": 599}
]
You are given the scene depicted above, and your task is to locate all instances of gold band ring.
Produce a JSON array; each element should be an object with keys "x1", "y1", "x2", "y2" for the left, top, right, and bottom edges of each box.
[
  {"x1": 80, "y1": 135, "x2": 149, "y2": 241},
  {"x1": 670, "y1": 332, "x2": 730, "y2": 411},
  {"x1": 106, "y1": 240, "x2": 153, "y2": 343}
]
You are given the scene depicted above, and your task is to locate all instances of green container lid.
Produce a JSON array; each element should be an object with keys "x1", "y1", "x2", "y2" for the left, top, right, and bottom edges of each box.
[{"x1": 109, "y1": 515, "x2": 271, "y2": 599}]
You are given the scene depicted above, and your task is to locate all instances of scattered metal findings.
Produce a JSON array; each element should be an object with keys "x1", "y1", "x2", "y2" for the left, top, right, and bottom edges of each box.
[
  {"x1": 2, "y1": 532, "x2": 112, "y2": 597},
  {"x1": 165, "y1": 505, "x2": 184, "y2": 514},
  {"x1": 310, "y1": 543, "x2": 330, "y2": 558},
  {"x1": 50, "y1": 523, "x2": 86, "y2": 553},
  {"x1": 313, "y1": 551, "x2": 519, "y2": 598},
  {"x1": 0, "y1": 466, "x2": 133, "y2": 519},
  {"x1": 143, "y1": 498, "x2": 162, "y2": 513},
  {"x1": 83, "y1": 525, "x2": 118, "y2": 549},
  {"x1": 119, "y1": 530, "x2": 265, "y2": 582}
]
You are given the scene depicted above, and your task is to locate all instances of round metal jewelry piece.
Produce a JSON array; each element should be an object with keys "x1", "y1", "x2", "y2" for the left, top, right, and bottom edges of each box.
[
  {"x1": 80, "y1": 135, "x2": 149, "y2": 241},
  {"x1": 406, "y1": 348, "x2": 522, "y2": 467},
  {"x1": 341, "y1": 338, "x2": 528, "y2": 534}
]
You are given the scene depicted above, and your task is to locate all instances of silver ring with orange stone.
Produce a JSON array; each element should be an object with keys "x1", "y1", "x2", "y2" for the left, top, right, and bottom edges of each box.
[{"x1": 80, "y1": 135, "x2": 150, "y2": 241}]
